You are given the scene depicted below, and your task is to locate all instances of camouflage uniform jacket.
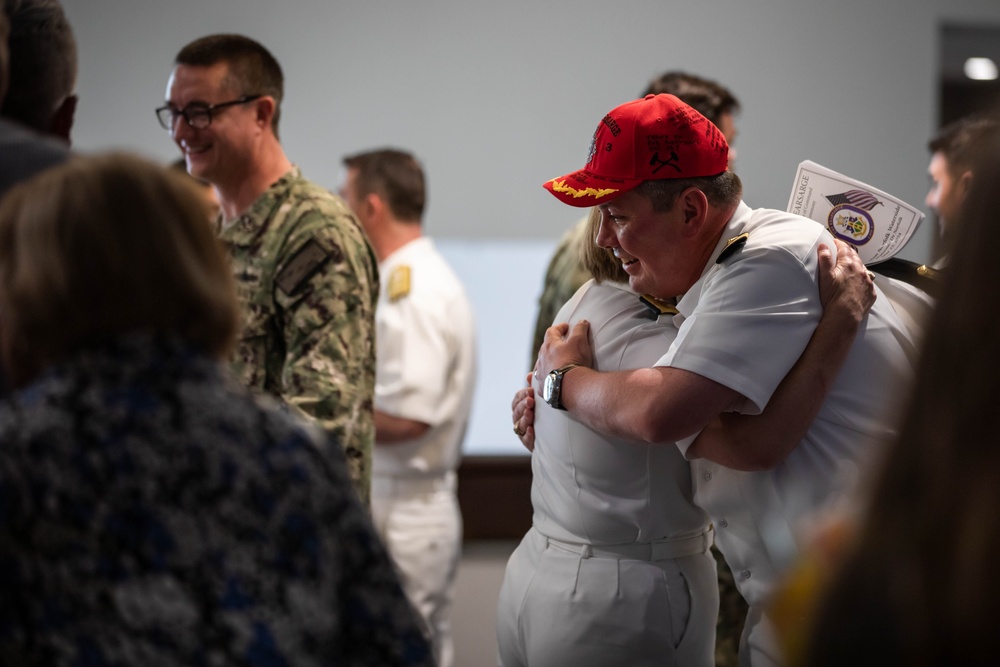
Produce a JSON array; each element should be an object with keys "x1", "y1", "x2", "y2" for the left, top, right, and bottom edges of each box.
[
  {"x1": 530, "y1": 214, "x2": 592, "y2": 365},
  {"x1": 218, "y1": 167, "x2": 378, "y2": 505}
]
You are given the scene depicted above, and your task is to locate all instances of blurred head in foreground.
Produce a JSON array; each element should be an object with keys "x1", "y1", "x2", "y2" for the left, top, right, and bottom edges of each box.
[
  {"x1": 0, "y1": 151, "x2": 239, "y2": 387},
  {"x1": 802, "y1": 133, "x2": 1000, "y2": 666}
]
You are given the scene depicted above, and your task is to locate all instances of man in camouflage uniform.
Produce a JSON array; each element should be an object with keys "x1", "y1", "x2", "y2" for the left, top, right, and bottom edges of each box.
[
  {"x1": 159, "y1": 34, "x2": 378, "y2": 504},
  {"x1": 527, "y1": 71, "x2": 746, "y2": 667}
]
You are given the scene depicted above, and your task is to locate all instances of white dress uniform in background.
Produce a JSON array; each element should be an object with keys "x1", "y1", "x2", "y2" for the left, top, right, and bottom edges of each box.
[
  {"x1": 664, "y1": 202, "x2": 916, "y2": 667},
  {"x1": 496, "y1": 280, "x2": 718, "y2": 667},
  {"x1": 370, "y1": 236, "x2": 477, "y2": 667}
]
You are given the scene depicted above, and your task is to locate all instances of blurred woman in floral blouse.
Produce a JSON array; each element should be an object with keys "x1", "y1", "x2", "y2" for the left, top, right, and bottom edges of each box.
[{"x1": 0, "y1": 152, "x2": 432, "y2": 667}]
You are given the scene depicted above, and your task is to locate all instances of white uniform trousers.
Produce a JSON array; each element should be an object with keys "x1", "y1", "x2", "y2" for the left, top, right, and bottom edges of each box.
[
  {"x1": 496, "y1": 526, "x2": 718, "y2": 667},
  {"x1": 372, "y1": 473, "x2": 462, "y2": 667}
]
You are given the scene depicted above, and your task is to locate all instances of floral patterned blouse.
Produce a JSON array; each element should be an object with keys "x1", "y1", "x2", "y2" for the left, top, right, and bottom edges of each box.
[{"x1": 0, "y1": 334, "x2": 433, "y2": 666}]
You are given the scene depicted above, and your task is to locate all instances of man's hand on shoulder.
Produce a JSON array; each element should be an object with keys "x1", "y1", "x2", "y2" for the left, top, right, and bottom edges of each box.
[
  {"x1": 535, "y1": 320, "x2": 594, "y2": 397},
  {"x1": 817, "y1": 239, "x2": 876, "y2": 327},
  {"x1": 512, "y1": 317, "x2": 595, "y2": 453}
]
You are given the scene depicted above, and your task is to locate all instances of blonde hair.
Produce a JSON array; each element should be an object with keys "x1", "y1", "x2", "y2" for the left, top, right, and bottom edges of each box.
[
  {"x1": 0, "y1": 152, "x2": 240, "y2": 385},
  {"x1": 581, "y1": 207, "x2": 628, "y2": 284}
]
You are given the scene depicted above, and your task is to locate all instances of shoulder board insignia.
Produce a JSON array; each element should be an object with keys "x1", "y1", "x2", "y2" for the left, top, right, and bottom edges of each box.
[
  {"x1": 639, "y1": 294, "x2": 679, "y2": 319},
  {"x1": 275, "y1": 239, "x2": 330, "y2": 295},
  {"x1": 869, "y1": 257, "x2": 940, "y2": 297},
  {"x1": 916, "y1": 264, "x2": 941, "y2": 282},
  {"x1": 716, "y1": 232, "x2": 749, "y2": 264},
  {"x1": 388, "y1": 265, "x2": 411, "y2": 302}
]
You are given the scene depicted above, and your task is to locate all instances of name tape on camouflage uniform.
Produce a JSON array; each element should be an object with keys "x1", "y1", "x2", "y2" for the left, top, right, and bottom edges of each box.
[{"x1": 276, "y1": 239, "x2": 330, "y2": 295}]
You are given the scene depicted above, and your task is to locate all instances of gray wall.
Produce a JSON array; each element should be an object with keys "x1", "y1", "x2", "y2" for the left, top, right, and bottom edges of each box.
[
  {"x1": 62, "y1": 0, "x2": 1000, "y2": 263},
  {"x1": 59, "y1": 0, "x2": 1000, "y2": 457}
]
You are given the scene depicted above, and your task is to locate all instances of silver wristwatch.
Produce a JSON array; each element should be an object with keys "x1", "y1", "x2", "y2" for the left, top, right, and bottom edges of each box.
[{"x1": 543, "y1": 364, "x2": 579, "y2": 411}]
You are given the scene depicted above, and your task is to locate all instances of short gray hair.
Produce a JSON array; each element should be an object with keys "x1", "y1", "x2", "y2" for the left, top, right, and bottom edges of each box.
[
  {"x1": 634, "y1": 170, "x2": 743, "y2": 212},
  {"x1": 1, "y1": 0, "x2": 77, "y2": 131}
]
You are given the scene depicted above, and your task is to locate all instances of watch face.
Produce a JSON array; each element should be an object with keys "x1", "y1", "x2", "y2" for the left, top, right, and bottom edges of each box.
[{"x1": 543, "y1": 371, "x2": 556, "y2": 404}]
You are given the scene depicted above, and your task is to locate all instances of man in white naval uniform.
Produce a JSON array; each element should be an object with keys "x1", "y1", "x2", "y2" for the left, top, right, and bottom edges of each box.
[
  {"x1": 341, "y1": 148, "x2": 476, "y2": 667},
  {"x1": 513, "y1": 94, "x2": 915, "y2": 667},
  {"x1": 501, "y1": 208, "x2": 878, "y2": 667}
]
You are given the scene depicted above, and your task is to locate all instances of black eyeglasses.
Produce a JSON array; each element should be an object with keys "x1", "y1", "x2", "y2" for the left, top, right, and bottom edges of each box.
[{"x1": 155, "y1": 95, "x2": 263, "y2": 131}]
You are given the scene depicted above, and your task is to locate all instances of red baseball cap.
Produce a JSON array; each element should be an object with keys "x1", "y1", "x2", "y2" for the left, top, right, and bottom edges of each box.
[{"x1": 543, "y1": 94, "x2": 730, "y2": 207}]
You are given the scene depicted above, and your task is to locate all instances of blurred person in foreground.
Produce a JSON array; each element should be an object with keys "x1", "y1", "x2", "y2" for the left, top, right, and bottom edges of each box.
[
  {"x1": 498, "y1": 204, "x2": 875, "y2": 666},
  {"x1": 792, "y1": 133, "x2": 1000, "y2": 667},
  {"x1": 0, "y1": 153, "x2": 433, "y2": 666}
]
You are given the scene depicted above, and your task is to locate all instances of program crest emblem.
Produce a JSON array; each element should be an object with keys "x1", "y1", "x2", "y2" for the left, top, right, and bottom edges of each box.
[{"x1": 827, "y1": 204, "x2": 874, "y2": 245}]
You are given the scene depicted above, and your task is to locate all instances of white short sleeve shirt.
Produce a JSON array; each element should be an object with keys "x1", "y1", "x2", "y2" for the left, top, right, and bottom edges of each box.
[
  {"x1": 531, "y1": 280, "x2": 709, "y2": 545},
  {"x1": 373, "y1": 237, "x2": 477, "y2": 478},
  {"x1": 661, "y1": 202, "x2": 916, "y2": 606}
]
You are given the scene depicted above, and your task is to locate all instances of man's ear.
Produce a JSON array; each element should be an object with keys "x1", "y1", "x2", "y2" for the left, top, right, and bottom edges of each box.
[
  {"x1": 49, "y1": 94, "x2": 77, "y2": 144},
  {"x1": 255, "y1": 95, "x2": 277, "y2": 130},
  {"x1": 957, "y1": 170, "x2": 974, "y2": 201},
  {"x1": 363, "y1": 191, "x2": 384, "y2": 221},
  {"x1": 678, "y1": 187, "x2": 710, "y2": 237}
]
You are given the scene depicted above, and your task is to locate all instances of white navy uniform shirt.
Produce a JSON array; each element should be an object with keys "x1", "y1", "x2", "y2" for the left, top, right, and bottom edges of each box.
[
  {"x1": 373, "y1": 237, "x2": 476, "y2": 479},
  {"x1": 662, "y1": 201, "x2": 915, "y2": 608}
]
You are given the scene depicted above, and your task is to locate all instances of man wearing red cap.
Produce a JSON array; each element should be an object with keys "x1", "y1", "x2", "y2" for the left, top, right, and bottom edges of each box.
[{"x1": 515, "y1": 94, "x2": 916, "y2": 666}]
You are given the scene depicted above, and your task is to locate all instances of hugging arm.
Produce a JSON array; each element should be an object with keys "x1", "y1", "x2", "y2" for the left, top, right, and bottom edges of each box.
[{"x1": 687, "y1": 240, "x2": 875, "y2": 470}]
